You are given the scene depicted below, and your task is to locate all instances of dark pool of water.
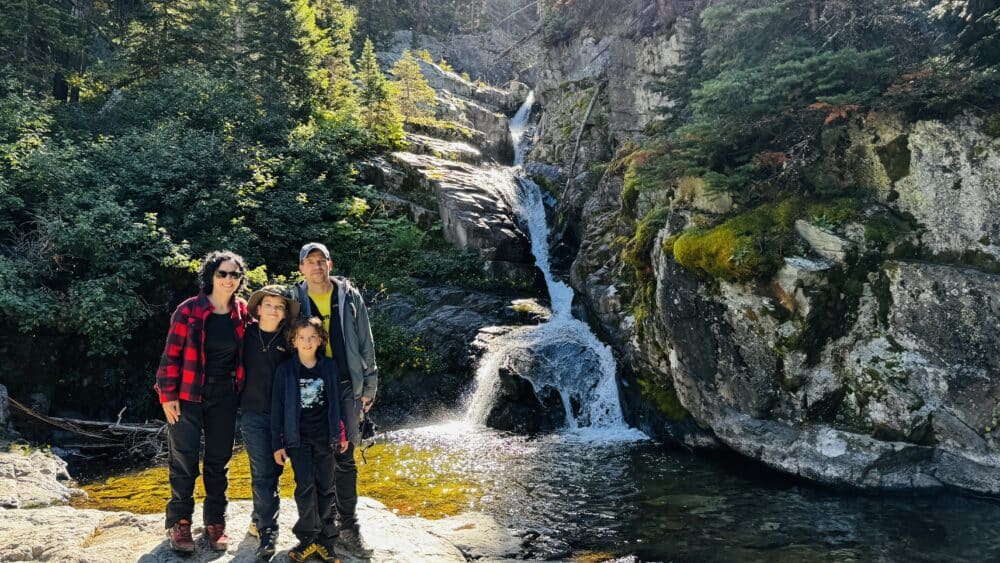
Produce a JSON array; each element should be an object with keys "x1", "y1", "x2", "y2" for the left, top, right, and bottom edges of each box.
[{"x1": 386, "y1": 421, "x2": 1000, "y2": 562}]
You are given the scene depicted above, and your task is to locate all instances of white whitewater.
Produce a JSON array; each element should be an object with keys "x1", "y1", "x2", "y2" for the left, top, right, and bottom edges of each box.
[{"x1": 466, "y1": 92, "x2": 645, "y2": 440}]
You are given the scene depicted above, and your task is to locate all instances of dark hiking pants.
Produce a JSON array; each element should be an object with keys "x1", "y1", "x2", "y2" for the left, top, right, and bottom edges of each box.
[
  {"x1": 165, "y1": 379, "x2": 237, "y2": 528},
  {"x1": 241, "y1": 410, "x2": 283, "y2": 533},
  {"x1": 334, "y1": 382, "x2": 362, "y2": 529},
  {"x1": 288, "y1": 434, "x2": 338, "y2": 544}
]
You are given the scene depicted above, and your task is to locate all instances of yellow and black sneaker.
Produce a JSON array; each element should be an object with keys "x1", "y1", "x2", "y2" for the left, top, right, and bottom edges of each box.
[
  {"x1": 315, "y1": 542, "x2": 338, "y2": 562},
  {"x1": 288, "y1": 540, "x2": 319, "y2": 562}
]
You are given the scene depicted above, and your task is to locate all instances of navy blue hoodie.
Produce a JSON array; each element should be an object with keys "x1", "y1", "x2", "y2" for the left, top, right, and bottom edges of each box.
[{"x1": 270, "y1": 356, "x2": 345, "y2": 452}]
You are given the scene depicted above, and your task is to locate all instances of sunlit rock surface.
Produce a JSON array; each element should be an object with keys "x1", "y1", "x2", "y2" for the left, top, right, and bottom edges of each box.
[
  {"x1": 0, "y1": 498, "x2": 517, "y2": 562},
  {"x1": 0, "y1": 447, "x2": 81, "y2": 509}
]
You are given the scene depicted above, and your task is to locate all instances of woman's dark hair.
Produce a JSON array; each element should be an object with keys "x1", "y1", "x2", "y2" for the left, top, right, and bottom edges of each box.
[
  {"x1": 198, "y1": 250, "x2": 248, "y2": 295},
  {"x1": 287, "y1": 317, "x2": 328, "y2": 351}
]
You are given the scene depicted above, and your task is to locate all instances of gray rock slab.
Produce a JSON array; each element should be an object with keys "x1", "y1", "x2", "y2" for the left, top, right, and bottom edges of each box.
[
  {"x1": 0, "y1": 448, "x2": 80, "y2": 509},
  {"x1": 0, "y1": 498, "x2": 469, "y2": 562}
]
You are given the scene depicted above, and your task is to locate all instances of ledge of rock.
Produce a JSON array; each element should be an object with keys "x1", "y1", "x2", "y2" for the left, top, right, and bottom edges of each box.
[
  {"x1": 0, "y1": 497, "x2": 517, "y2": 562},
  {"x1": 0, "y1": 447, "x2": 81, "y2": 509}
]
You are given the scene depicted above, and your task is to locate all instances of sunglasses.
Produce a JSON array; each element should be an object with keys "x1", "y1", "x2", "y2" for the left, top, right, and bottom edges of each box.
[{"x1": 214, "y1": 270, "x2": 244, "y2": 280}]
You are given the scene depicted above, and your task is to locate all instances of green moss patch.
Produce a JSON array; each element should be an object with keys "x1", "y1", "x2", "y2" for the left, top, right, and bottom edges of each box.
[
  {"x1": 670, "y1": 198, "x2": 866, "y2": 282},
  {"x1": 875, "y1": 135, "x2": 911, "y2": 183},
  {"x1": 984, "y1": 114, "x2": 1000, "y2": 138},
  {"x1": 637, "y1": 371, "x2": 689, "y2": 421},
  {"x1": 671, "y1": 200, "x2": 801, "y2": 282},
  {"x1": 74, "y1": 443, "x2": 480, "y2": 519}
]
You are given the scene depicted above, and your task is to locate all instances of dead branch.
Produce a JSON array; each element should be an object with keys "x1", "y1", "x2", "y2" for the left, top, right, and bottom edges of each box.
[
  {"x1": 561, "y1": 80, "x2": 605, "y2": 199},
  {"x1": 494, "y1": 24, "x2": 542, "y2": 62}
]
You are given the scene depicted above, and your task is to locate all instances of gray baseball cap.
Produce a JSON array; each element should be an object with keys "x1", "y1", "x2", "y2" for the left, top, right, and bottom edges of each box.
[{"x1": 298, "y1": 242, "x2": 331, "y2": 263}]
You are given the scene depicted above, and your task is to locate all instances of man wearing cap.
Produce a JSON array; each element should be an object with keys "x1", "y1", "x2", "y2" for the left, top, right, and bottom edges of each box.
[
  {"x1": 241, "y1": 285, "x2": 298, "y2": 561},
  {"x1": 295, "y1": 242, "x2": 377, "y2": 557}
]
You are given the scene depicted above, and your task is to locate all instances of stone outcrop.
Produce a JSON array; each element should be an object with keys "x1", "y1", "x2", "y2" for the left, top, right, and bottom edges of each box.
[
  {"x1": 386, "y1": 151, "x2": 537, "y2": 285},
  {"x1": 526, "y1": 0, "x2": 1000, "y2": 492},
  {"x1": 373, "y1": 285, "x2": 547, "y2": 420},
  {"x1": 0, "y1": 498, "x2": 518, "y2": 562},
  {"x1": 0, "y1": 447, "x2": 81, "y2": 509},
  {"x1": 892, "y1": 115, "x2": 1000, "y2": 257}
]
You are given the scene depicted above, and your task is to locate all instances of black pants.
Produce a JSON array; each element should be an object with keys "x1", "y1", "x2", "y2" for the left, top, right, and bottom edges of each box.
[
  {"x1": 335, "y1": 383, "x2": 361, "y2": 529},
  {"x1": 241, "y1": 410, "x2": 282, "y2": 533},
  {"x1": 165, "y1": 380, "x2": 237, "y2": 528},
  {"x1": 288, "y1": 434, "x2": 338, "y2": 544}
]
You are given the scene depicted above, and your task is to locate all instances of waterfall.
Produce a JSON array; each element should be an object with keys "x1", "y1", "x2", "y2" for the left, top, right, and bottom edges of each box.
[{"x1": 466, "y1": 92, "x2": 641, "y2": 437}]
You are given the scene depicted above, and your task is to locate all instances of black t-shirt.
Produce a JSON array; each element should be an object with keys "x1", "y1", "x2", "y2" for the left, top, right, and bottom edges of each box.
[
  {"x1": 298, "y1": 363, "x2": 329, "y2": 441},
  {"x1": 204, "y1": 311, "x2": 237, "y2": 379},
  {"x1": 240, "y1": 324, "x2": 290, "y2": 413}
]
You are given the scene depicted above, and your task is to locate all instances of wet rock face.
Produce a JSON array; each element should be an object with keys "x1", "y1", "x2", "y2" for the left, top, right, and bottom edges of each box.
[
  {"x1": 374, "y1": 286, "x2": 544, "y2": 420},
  {"x1": 483, "y1": 362, "x2": 567, "y2": 434},
  {"x1": 480, "y1": 338, "x2": 613, "y2": 433},
  {"x1": 386, "y1": 151, "x2": 537, "y2": 285}
]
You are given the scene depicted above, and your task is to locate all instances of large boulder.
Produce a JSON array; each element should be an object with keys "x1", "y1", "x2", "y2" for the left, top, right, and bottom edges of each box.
[
  {"x1": 387, "y1": 151, "x2": 536, "y2": 285},
  {"x1": 374, "y1": 286, "x2": 549, "y2": 420},
  {"x1": 0, "y1": 447, "x2": 80, "y2": 509}
]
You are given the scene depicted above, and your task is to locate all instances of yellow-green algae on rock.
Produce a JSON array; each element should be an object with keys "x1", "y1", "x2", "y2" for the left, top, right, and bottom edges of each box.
[{"x1": 73, "y1": 442, "x2": 483, "y2": 519}]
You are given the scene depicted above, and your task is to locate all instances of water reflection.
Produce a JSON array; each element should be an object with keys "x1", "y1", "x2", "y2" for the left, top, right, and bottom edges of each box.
[{"x1": 386, "y1": 421, "x2": 1000, "y2": 561}]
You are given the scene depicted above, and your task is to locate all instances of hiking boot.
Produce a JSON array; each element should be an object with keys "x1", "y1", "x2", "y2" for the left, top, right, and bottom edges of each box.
[
  {"x1": 337, "y1": 527, "x2": 373, "y2": 557},
  {"x1": 315, "y1": 542, "x2": 337, "y2": 561},
  {"x1": 255, "y1": 528, "x2": 278, "y2": 561},
  {"x1": 167, "y1": 519, "x2": 195, "y2": 553},
  {"x1": 205, "y1": 523, "x2": 229, "y2": 551},
  {"x1": 288, "y1": 540, "x2": 319, "y2": 562},
  {"x1": 248, "y1": 521, "x2": 259, "y2": 538}
]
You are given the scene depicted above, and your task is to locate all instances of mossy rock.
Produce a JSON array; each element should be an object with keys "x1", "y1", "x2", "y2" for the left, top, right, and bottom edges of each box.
[
  {"x1": 637, "y1": 371, "x2": 689, "y2": 421},
  {"x1": 984, "y1": 114, "x2": 1000, "y2": 138},
  {"x1": 875, "y1": 135, "x2": 911, "y2": 183},
  {"x1": 671, "y1": 200, "x2": 800, "y2": 282}
]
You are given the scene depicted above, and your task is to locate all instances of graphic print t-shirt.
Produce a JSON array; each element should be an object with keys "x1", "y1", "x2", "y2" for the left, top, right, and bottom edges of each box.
[{"x1": 298, "y1": 364, "x2": 329, "y2": 441}]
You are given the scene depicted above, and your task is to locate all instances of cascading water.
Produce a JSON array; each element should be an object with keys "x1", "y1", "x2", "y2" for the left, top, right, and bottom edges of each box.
[{"x1": 466, "y1": 92, "x2": 642, "y2": 437}]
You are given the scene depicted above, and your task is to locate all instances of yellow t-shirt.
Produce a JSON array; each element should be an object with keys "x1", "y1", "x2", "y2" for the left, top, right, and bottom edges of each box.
[{"x1": 308, "y1": 289, "x2": 334, "y2": 358}]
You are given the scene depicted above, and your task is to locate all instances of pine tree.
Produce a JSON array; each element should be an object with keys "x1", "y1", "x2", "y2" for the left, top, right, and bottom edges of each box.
[
  {"x1": 242, "y1": 0, "x2": 333, "y2": 112},
  {"x1": 357, "y1": 37, "x2": 403, "y2": 147},
  {"x1": 389, "y1": 49, "x2": 436, "y2": 123}
]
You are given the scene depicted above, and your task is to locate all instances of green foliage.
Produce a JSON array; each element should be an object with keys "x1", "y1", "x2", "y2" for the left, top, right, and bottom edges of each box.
[
  {"x1": 647, "y1": 0, "x2": 938, "y2": 203},
  {"x1": 357, "y1": 38, "x2": 405, "y2": 149},
  {"x1": 0, "y1": 0, "x2": 461, "y2": 419},
  {"x1": 390, "y1": 50, "x2": 438, "y2": 123},
  {"x1": 369, "y1": 312, "x2": 447, "y2": 379}
]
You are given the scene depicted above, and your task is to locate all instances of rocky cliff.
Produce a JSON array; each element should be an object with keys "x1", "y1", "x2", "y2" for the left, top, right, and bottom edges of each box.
[{"x1": 526, "y1": 2, "x2": 1000, "y2": 492}]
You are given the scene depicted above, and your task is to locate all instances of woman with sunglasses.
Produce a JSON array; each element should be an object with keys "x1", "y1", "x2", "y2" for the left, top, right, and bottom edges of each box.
[{"x1": 154, "y1": 250, "x2": 249, "y2": 554}]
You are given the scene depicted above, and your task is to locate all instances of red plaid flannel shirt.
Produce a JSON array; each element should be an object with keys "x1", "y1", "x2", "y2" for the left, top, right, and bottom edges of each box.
[{"x1": 154, "y1": 293, "x2": 248, "y2": 403}]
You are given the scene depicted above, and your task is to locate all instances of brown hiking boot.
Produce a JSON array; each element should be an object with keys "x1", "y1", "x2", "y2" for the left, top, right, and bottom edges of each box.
[
  {"x1": 167, "y1": 519, "x2": 195, "y2": 553},
  {"x1": 206, "y1": 523, "x2": 229, "y2": 551}
]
